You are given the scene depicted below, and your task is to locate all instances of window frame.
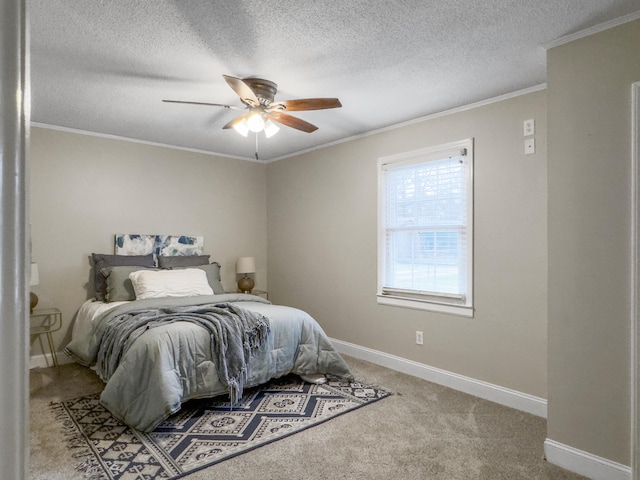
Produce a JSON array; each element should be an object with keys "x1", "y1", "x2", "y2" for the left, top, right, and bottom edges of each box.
[{"x1": 377, "y1": 138, "x2": 474, "y2": 317}]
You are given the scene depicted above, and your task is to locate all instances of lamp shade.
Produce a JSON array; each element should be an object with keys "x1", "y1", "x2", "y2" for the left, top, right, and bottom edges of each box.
[
  {"x1": 233, "y1": 118, "x2": 249, "y2": 137},
  {"x1": 263, "y1": 119, "x2": 280, "y2": 138},
  {"x1": 30, "y1": 262, "x2": 40, "y2": 287},
  {"x1": 236, "y1": 257, "x2": 256, "y2": 274}
]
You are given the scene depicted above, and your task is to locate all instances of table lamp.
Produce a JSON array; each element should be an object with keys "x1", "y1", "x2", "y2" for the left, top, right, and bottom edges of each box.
[
  {"x1": 236, "y1": 257, "x2": 255, "y2": 293},
  {"x1": 30, "y1": 262, "x2": 39, "y2": 313}
]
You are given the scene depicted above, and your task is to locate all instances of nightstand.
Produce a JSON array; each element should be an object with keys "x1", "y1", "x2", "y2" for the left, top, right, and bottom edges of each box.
[
  {"x1": 30, "y1": 307, "x2": 62, "y2": 371},
  {"x1": 235, "y1": 290, "x2": 268, "y2": 300}
]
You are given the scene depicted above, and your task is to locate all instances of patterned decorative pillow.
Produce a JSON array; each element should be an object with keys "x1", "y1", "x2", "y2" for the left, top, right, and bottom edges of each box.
[{"x1": 129, "y1": 268, "x2": 214, "y2": 300}]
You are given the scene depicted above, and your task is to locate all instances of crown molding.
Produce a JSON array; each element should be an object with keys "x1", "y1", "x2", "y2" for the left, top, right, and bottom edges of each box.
[{"x1": 544, "y1": 10, "x2": 640, "y2": 50}]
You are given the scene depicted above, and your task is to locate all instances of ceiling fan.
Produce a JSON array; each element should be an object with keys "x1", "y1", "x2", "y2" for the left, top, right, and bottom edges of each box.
[{"x1": 163, "y1": 75, "x2": 342, "y2": 138}]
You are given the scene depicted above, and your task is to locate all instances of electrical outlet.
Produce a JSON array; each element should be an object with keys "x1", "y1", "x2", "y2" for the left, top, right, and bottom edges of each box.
[
  {"x1": 524, "y1": 138, "x2": 535, "y2": 154},
  {"x1": 524, "y1": 118, "x2": 535, "y2": 136},
  {"x1": 415, "y1": 331, "x2": 424, "y2": 345}
]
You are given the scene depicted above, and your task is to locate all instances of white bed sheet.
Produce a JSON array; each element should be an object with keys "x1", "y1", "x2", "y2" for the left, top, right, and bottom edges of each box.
[{"x1": 69, "y1": 299, "x2": 128, "y2": 364}]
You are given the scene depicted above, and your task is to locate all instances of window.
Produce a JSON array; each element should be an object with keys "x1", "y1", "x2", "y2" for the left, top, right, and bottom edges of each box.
[{"x1": 378, "y1": 138, "x2": 473, "y2": 316}]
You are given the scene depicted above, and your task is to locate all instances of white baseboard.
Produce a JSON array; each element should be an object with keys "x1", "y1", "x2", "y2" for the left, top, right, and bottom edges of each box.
[
  {"x1": 29, "y1": 351, "x2": 73, "y2": 369},
  {"x1": 330, "y1": 338, "x2": 547, "y2": 418},
  {"x1": 544, "y1": 439, "x2": 631, "y2": 480}
]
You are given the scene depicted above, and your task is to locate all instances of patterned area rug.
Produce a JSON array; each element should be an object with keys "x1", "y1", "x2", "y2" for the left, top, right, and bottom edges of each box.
[{"x1": 51, "y1": 375, "x2": 391, "y2": 480}]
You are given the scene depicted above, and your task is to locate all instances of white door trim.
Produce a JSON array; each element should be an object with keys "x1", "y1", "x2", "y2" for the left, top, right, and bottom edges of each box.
[{"x1": 0, "y1": 0, "x2": 29, "y2": 479}]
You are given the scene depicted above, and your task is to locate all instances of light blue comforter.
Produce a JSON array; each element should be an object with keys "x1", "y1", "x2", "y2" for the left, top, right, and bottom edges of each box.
[{"x1": 65, "y1": 294, "x2": 353, "y2": 432}]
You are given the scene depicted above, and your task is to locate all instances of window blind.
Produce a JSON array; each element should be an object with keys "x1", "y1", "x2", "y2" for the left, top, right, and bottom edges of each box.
[{"x1": 381, "y1": 152, "x2": 468, "y2": 300}]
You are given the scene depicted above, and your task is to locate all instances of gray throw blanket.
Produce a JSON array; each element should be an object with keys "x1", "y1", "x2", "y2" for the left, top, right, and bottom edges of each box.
[{"x1": 96, "y1": 302, "x2": 271, "y2": 404}]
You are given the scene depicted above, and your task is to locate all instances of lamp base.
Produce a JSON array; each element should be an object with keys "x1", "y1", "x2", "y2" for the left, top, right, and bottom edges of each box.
[
  {"x1": 238, "y1": 275, "x2": 255, "y2": 294},
  {"x1": 30, "y1": 291, "x2": 38, "y2": 314}
]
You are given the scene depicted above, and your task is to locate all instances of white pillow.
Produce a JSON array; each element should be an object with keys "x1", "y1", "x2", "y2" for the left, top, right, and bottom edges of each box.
[{"x1": 129, "y1": 268, "x2": 213, "y2": 299}]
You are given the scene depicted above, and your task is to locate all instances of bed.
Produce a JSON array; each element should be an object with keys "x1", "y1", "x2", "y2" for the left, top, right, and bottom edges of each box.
[{"x1": 64, "y1": 235, "x2": 353, "y2": 432}]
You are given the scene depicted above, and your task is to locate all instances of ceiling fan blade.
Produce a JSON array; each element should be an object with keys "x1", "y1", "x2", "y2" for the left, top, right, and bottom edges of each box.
[
  {"x1": 266, "y1": 112, "x2": 318, "y2": 133},
  {"x1": 222, "y1": 112, "x2": 251, "y2": 130},
  {"x1": 223, "y1": 75, "x2": 260, "y2": 107},
  {"x1": 273, "y1": 98, "x2": 342, "y2": 111},
  {"x1": 162, "y1": 99, "x2": 243, "y2": 110}
]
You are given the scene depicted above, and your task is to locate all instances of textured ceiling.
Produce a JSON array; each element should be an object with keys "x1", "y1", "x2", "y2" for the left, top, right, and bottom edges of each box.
[{"x1": 29, "y1": 1, "x2": 640, "y2": 161}]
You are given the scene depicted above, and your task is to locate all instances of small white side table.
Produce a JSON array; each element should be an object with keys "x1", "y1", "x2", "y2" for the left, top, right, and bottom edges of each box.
[
  {"x1": 230, "y1": 290, "x2": 268, "y2": 299},
  {"x1": 249, "y1": 290, "x2": 268, "y2": 300},
  {"x1": 30, "y1": 307, "x2": 62, "y2": 371}
]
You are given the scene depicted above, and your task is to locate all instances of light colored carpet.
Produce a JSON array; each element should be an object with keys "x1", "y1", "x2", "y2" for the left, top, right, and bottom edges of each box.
[{"x1": 29, "y1": 356, "x2": 586, "y2": 480}]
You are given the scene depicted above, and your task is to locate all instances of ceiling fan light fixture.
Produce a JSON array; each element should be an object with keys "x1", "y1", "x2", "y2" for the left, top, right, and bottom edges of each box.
[
  {"x1": 165, "y1": 75, "x2": 342, "y2": 144},
  {"x1": 246, "y1": 112, "x2": 265, "y2": 133},
  {"x1": 233, "y1": 118, "x2": 249, "y2": 137},
  {"x1": 264, "y1": 119, "x2": 280, "y2": 138}
]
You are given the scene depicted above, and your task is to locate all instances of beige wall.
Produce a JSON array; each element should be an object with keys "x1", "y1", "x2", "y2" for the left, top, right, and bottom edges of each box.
[
  {"x1": 547, "y1": 19, "x2": 640, "y2": 465},
  {"x1": 29, "y1": 126, "x2": 267, "y2": 355},
  {"x1": 267, "y1": 90, "x2": 548, "y2": 398}
]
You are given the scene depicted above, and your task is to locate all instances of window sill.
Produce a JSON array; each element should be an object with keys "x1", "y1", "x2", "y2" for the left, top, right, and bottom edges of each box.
[{"x1": 377, "y1": 294, "x2": 474, "y2": 318}]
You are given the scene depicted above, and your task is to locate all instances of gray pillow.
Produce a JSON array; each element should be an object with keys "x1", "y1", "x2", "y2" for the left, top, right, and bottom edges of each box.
[
  {"x1": 175, "y1": 263, "x2": 224, "y2": 295},
  {"x1": 92, "y1": 253, "x2": 155, "y2": 301},
  {"x1": 101, "y1": 265, "x2": 157, "y2": 302},
  {"x1": 158, "y1": 255, "x2": 210, "y2": 269}
]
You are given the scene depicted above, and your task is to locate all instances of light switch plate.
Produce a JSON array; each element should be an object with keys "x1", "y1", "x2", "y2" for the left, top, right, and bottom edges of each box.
[
  {"x1": 524, "y1": 119, "x2": 535, "y2": 136},
  {"x1": 525, "y1": 138, "x2": 535, "y2": 154}
]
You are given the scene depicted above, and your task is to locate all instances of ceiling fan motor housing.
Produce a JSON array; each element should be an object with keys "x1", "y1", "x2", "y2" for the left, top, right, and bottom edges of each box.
[{"x1": 243, "y1": 77, "x2": 278, "y2": 106}]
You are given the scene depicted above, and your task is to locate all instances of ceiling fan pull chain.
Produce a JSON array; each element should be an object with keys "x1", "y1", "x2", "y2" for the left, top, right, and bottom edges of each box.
[{"x1": 255, "y1": 133, "x2": 259, "y2": 161}]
